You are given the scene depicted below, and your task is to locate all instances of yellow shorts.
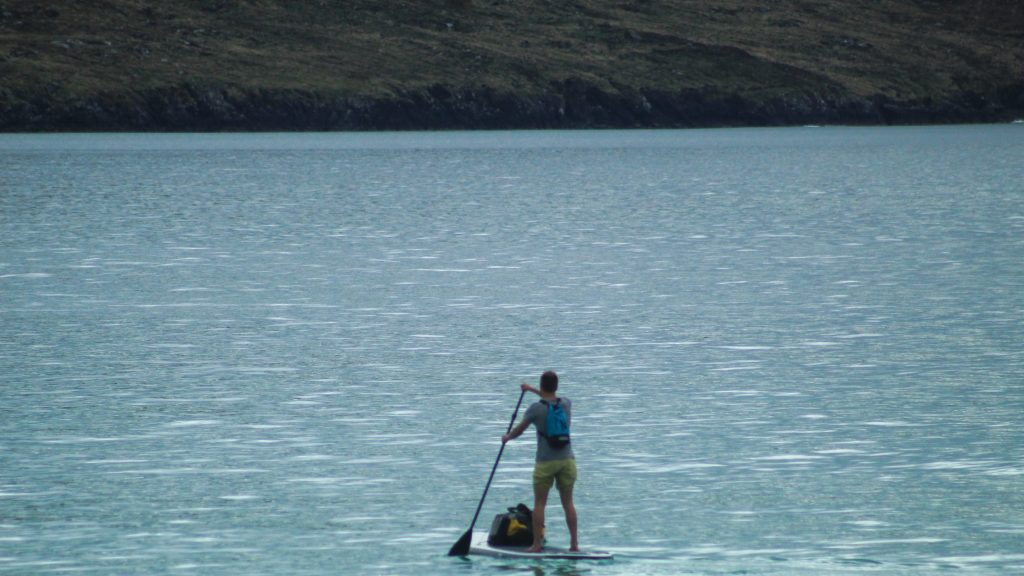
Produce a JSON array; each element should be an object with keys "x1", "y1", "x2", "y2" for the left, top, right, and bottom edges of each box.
[{"x1": 533, "y1": 459, "x2": 577, "y2": 493}]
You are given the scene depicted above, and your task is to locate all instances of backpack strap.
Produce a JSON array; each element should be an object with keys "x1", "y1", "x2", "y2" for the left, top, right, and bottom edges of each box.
[{"x1": 538, "y1": 398, "x2": 552, "y2": 437}]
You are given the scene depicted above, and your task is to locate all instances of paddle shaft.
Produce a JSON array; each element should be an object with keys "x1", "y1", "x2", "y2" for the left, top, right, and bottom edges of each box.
[{"x1": 466, "y1": 389, "x2": 526, "y2": 531}]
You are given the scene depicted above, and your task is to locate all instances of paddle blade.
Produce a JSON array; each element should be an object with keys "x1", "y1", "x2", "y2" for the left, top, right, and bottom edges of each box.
[{"x1": 448, "y1": 529, "x2": 472, "y2": 556}]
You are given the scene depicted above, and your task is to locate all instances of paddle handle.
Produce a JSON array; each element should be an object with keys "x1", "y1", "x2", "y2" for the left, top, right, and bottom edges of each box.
[{"x1": 467, "y1": 388, "x2": 526, "y2": 531}]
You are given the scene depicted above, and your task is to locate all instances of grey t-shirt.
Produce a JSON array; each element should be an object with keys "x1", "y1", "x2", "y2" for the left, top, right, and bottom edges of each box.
[{"x1": 523, "y1": 397, "x2": 575, "y2": 462}]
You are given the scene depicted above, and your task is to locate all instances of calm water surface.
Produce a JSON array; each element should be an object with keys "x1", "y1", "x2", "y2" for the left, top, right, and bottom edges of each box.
[{"x1": 1, "y1": 127, "x2": 1022, "y2": 575}]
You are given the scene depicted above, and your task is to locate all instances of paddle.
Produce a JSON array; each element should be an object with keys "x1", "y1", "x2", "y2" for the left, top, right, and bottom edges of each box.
[{"x1": 448, "y1": 388, "x2": 527, "y2": 556}]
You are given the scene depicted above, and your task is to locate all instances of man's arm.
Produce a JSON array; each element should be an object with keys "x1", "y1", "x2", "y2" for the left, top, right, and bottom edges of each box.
[
  {"x1": 502, "y1": 418, "x2": 531, "y2": 444},
  {"x1": 501, "y1": 384, "x2": 539, "y2": 443}
]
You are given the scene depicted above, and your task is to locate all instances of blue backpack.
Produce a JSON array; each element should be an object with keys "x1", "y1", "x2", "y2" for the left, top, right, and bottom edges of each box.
[{"x1": 541, "y1": 398, "x2": 570, "y2": 449}]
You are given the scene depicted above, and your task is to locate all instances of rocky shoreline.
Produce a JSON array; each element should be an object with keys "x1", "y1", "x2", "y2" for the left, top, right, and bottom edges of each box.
[{"x1": 3, "y1": 80, "x2": 1022, "y2": 132}]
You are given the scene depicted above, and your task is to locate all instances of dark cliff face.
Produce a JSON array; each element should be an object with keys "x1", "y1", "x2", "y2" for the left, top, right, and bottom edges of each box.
[
  {"x1": 1, "y1": 0, "x2": 1022, "y2": 131},
  {"x1": 10, "y1": 82, "x2": 1020, "y2": 132}
]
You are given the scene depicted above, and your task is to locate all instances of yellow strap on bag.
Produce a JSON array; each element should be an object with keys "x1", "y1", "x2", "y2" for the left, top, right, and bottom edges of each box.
[{"x1": 507, "y1": 517, "x2": 528, "y2": 536}]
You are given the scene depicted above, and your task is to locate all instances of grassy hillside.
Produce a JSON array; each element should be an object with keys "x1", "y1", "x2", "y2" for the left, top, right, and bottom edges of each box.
[{"x1": 1, "y1": 0, "x2": 1022, "y2": 130}]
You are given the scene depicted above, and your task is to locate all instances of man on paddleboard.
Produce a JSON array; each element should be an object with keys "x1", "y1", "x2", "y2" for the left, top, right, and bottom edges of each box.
[{"x1": 501, "y1": 371, "x2": 579, "y2": 553}]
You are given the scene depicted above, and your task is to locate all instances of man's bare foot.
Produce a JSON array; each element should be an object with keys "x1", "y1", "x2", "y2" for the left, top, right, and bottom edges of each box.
[
  {"x1": 569, "y1": 546, "x2": 580, "y2": 552},
  {"x1": 526, "y1": 545, "x2": 544, "y2": 553}
]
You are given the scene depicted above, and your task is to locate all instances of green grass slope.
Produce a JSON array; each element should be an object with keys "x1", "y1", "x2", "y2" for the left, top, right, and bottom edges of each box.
[{"x1": 1, "y1": 0, "x2": 1021, "y2": 130}]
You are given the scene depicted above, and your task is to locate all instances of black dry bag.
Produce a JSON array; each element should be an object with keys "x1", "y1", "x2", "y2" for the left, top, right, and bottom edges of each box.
[{"x1": 487, "y1": 503, "x2": 534, "y2": 546}]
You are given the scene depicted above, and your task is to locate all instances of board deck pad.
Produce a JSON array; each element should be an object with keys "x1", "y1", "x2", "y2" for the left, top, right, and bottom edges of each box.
[{"x1": 469, "y1": 531, "x2": 613, "y2": 560}]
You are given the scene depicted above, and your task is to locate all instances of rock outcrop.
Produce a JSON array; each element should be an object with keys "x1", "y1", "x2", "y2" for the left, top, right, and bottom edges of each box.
[{"x1": 2, "y1": 80, "x2": 1020, "y2": 132}]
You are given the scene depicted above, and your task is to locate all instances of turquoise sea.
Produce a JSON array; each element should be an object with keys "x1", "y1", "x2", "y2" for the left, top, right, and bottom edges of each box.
[{"x1": 1, "y1": 126, "x2": 1022, "y2": 575}]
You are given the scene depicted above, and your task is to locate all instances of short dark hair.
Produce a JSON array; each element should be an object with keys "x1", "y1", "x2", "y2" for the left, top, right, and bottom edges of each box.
[{"x1": 540, "y1": 371, "x2": 558, "y2": 393}]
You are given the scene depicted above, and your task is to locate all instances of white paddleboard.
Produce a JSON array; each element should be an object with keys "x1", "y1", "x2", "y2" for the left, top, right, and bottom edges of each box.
[{"x1": 468, "y1": 531, "x2": 613, "y2": 560}]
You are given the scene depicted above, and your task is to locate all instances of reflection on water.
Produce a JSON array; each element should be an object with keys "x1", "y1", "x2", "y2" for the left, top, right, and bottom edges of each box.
[{"x1": 1, "y1": 126, "x2": 1022, "y2": 575}]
